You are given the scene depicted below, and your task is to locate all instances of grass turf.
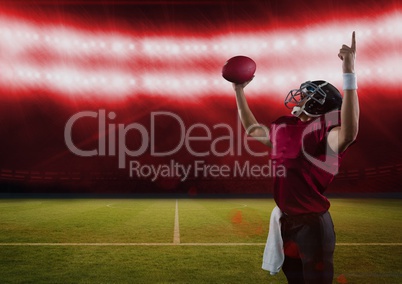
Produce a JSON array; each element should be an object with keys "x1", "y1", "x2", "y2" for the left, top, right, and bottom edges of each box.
[{"x1": 0, "y1": 198, "x2": 401, "y2": 283}]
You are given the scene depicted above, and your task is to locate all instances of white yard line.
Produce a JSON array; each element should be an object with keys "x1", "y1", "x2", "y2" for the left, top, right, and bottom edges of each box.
[
  {"x1": 0, "y1": 243, "x2": 401, "y2": 246},
  {"x1": 336, "y1": 243, "x2": 402, "y2": 246},
  {"x1": 173, "y1": 199, "x2": 180, "y2": 245}
]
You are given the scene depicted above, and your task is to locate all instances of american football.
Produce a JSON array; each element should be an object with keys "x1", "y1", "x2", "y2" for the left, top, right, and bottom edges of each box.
[{"x1": 222, "y1": 55, "x2": 256, "y2": 84}]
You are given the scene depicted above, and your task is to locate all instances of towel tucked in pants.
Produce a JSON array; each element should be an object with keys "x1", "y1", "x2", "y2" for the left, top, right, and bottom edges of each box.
[{"x1": 262, "y1": 206, "x2": 284, "y2": 275}]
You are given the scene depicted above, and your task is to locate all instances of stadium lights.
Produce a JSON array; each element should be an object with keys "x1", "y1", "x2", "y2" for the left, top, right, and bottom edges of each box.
[
  {"x1": 0, "y1": 11, "x2": 401, "y2": 98},
  {"x1": 1, "y1": 12, "x2": 401, "y2": 59},
  {"x1": 0, "y1": 57, "x2": 400, "y2": 98}
]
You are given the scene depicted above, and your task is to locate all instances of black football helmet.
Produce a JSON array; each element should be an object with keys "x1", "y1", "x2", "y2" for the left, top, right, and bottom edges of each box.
[{"x1": 284, "y1": 80, "x2": 342, "y2": 117}]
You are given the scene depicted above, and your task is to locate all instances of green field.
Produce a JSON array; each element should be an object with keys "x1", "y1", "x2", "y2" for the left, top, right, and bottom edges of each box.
[{"x1": 0, "y1": 198, "x2": 401, "y2": 283}]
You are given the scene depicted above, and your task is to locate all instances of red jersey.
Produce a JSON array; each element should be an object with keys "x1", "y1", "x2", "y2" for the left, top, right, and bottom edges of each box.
[{"x1": 270, "y1": 111, "x2": 344, "y2": 215}]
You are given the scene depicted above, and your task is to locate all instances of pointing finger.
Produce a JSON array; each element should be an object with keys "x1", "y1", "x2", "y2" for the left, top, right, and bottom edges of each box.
[{"x1": 351, "y1": 31, "x2": 356, "y2": 51}]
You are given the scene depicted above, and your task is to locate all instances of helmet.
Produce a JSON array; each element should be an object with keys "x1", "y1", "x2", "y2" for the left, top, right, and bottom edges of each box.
[{"x1": 284, "y1": 80, "x2": 342, "y2": 117}]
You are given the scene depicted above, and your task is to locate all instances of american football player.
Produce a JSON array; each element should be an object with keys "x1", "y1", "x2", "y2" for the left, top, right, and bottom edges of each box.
[{"x1": 233, "y1": 32, "x2": 359, "y2": 283}]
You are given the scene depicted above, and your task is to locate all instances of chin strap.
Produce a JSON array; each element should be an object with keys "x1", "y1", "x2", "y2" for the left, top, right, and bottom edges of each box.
[
  {"x1": 291, "y1": 104, "x2": 306, "y2": 117},
  {"x1": 291, "y1": 104, "x2": 322, "y2": 118}
]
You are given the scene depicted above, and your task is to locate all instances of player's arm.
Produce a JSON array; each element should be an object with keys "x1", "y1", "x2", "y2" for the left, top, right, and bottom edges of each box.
[
  {"x1": 233, "y1": 80, "x2": 272, "y2": 147},
  {"x1": 328, "y1": 31, "x2": 359, "y2": 153}
]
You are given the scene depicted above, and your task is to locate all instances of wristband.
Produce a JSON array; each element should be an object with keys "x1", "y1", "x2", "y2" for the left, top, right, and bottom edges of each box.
[{"x1": 343, "y1": 73, "x2": 358, "y2": 90}]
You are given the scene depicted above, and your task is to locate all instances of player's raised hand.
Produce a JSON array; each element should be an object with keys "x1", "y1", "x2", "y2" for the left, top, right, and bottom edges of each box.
[
  {"x1": 338, "y1": 31, "x2": 356, "y2": 73},
  {"x1": 232, "y1": 76, "x2": 254, "y2": 92}
]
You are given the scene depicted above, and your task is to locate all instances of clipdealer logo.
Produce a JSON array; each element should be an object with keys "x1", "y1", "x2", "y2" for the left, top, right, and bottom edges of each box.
[{"x1": 64, "y1": 109, "x2": 286, "y2": 181}]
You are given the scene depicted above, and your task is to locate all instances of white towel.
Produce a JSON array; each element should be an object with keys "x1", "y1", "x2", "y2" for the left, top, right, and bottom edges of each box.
[{"x1": 262, "y1": 206, "x2": 284, "y2": 275}]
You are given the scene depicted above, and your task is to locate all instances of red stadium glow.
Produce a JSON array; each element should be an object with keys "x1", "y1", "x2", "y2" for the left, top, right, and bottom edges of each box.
[
  {"x1": 0, "y1": 10, "x2": 401, "y2": 99},
  {"x1": 0, "y1": 1, "x2": 401, "y2": 196}
]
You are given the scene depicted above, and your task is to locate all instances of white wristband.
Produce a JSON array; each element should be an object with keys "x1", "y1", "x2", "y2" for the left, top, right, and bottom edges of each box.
[{"x1": 343, "y1": 73, "x2": 358, "y2": 90}]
